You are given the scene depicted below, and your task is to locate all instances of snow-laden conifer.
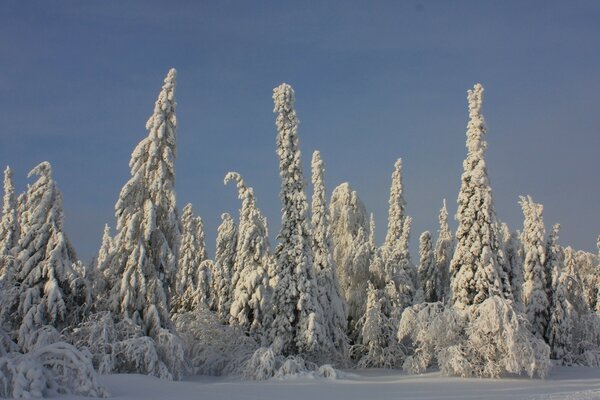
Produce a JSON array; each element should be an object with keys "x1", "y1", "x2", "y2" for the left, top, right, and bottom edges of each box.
[
  {"x1": 351, "y1": 281, "x2": 404, "y2": 368},
  {"x1": 434, "y1": 200, "x2": 453, "y2": 303},
  {"x1": 310, "y1": 151, "x2": 347, "y2": 355},
  {"x1": 225, "y1": 172, "x2": 271, "y2": 336},
  {"x1": 450, "y1": 84, "x2": 511, "y2": 308},
  {"x1": 175, "y1": 204, "x2": 207, "y2": 296},
  {"x1": 546, "y1": 247, "x2": 576, "y2": 361},
  {"x1": 104, "y1": 69, "x2": 180, "y2": 337},
  {"x1": 519, "y1": 195, "x2": 549, "y2": 339},
  {"x1": 0, "y1": 167, "x2": 19, "y2": 257},
  {"x1": 15, "y1": 162, "x2": 90, "y2": 348},
  {"x1": 329, "y1": 183, "x2": 370, "y2": 327},
  {"x1": 368, "y1": 213, "x2": 376, "y2": 251},
  {"x1": 267, "y1": 83, "x2": 325, "y2": 357},
  {"x1": 99, "y1": 69, "x2": 184, "y2": 379},
  {"x1": 212, "y1": 213, "x2": 237, "y2": 323},
  {"x1": 384, "y1": 159, "x2": 406, "y2": 250},
  {"x1": 501, "y1": 222, "x2": 523, "y2": 310},
  {"x1": 417, "y1": 231, "x2": 436, "y2": 303}
]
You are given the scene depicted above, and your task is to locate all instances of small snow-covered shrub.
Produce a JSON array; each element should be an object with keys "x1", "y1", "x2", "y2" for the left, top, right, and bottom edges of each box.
[
  {"x1": 65, "y1": 311, "x2": 183, "y2": 380},
  {"x1": 172, "y1": 307, "x2": 257, "y2": 376},
  {"x1": 241, "y1": 347, "x2": 340, "y2": 381},
  {"x1": 397, "y1": 302, "x2": 464, "y2": 374},
  {"x1": 0, "y1": 340, "x2": 108, "y2": 398},
  {"x1": 440, "y1": 297, "x2": 550, "y2": 378},
  {"x1": 399, "y1": 297, "x2": 551, "y2": 378}
]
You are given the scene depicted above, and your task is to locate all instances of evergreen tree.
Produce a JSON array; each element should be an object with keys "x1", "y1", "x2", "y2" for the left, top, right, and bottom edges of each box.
[
  {"x1": 0, "y1": 166, "x2": 19, "y2": 257},
  {"x1": 519, "y1": 195, "x2": 549, "y2": 339},
  {"x1": 15, "y1": 162, "x2": 89, "y2": 348},
  {"x1": 329, "y1": 182, "x2": 370, "y2": 327},
  {"x1": 104, "y1": 69, "x2": 180, "y2": 338},
  {"x1": 368, "y1": 213, "x2": 376, "y2": 251},
  {"x1": 225, "y1": 172, "x2": 271, "y2": 335},
  {"x1": 501, "y1": 222, "x2": 523, "y2": 310},
  {"x1": 174, "y1": 204, "x2": 206, "y2": 297},
  {"x1": 547, "y1": 247, "x2": 577, "y2": 361},
  {"x1": 267, "y1": 83, "x2": 325, "y2": 357},
  {"x1": 417, "y1": 231, "x2": 436, "y2": 303},
  {"x1": 170, "y1": 204, "x2": 209, "y2": 315},
  {"x1": 434, "y1": 199, "x2": 453, "y2": 303},
  {"x1": 212, "y1": 213, "x2": 238, "y2": 323},
  {"x1": 384, "y1": 159, "x2": 406, "y2": 251},
  {"x1": 310, "y1": 151, "x2": 347, "y2": 354},
  {"x1": 450, "y1": 83, "x2": 511, "y2": 309}
]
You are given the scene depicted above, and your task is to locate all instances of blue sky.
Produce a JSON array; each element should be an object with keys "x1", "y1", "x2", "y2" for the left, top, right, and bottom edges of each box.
[{"x1": 1, "y1": 1, "x2": 599, "y2": 262}]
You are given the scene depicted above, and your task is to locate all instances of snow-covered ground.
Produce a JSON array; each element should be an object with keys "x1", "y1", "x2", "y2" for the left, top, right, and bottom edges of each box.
[{"x1": 61, "y1": 366, "x2": 600, "y2": 400}]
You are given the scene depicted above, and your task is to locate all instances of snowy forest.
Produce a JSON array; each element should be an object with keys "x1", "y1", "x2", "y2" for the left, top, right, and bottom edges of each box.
[{"x1": 1, "y1": 69, "x2": 600, "y2": 398}]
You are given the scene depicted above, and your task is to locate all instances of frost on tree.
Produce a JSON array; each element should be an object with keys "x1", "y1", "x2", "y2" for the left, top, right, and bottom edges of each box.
[
  {"x1": 501, "y1": 222, "x2": 523, "y2": 311},
  {"x1": 267, "y1": 83, "x2": 326, "y2": 359},
  {"x1": 450, "y1": 84, "x2": 511, "y2": 309},
  {"x1": 519, "y1": 195, "x2": 549, "y2": 339},
  {"x1": 434, "y1": 200, "x2": 453, "y2": 303},
  {"x1": 0, "y1": 167, "x2": 19, "y2": 259},
  {"x1": 225, "y1": 172, "x2": 271, "y2": 336},
  {"x1": 417, "y1": 231, "x2": 436, "y2": 303},
  {"x1": 310, "y1": 151, "x2": 347, "y2": 356},
  {"x1": 329, "y1": 182, "x2": 371, "y2": 329},
  {"x1": 212, "y1": 213, "x2": 238, "y2": 323},
  {"x1": 104, "y1": 68, "x2": 180, "y2": 336},
  {"x1": 15, "y1": 162, "x2": 90, "y2": 350}
]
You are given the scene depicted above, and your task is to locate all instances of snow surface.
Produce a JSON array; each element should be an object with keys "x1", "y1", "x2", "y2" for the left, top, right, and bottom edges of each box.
[{"x1": 60, "y1": 366, "x2": 600, "y2": 400}]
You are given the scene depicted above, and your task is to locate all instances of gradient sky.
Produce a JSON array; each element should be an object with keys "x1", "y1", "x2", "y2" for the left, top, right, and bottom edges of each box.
[{"x1": 1, "y1": 1, "x2": 599, "y2": 262}]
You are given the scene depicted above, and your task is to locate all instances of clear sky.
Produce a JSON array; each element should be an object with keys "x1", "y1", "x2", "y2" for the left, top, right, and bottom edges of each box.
[{"x1": 1, "y1": 1, "x2": 599, "y2": 262}]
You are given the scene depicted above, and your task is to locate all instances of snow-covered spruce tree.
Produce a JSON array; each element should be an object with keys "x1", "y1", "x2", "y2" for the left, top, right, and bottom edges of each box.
[
  {"x1": 368, "y1": 213, "x2": 376, "y2": 251},
  {"x1": 434, "y1": 199, "x2": 453, "y2": 304},
  {"x1": 450, "y1": 83, "x2": 511, "y2": 309},
  {"x1": 310, "y1": 151, "x2": 347, "y2": 355},
  {"x1": 170, "y1": 203, "x2": 209, "y2": 315},
  {"x1": 545, "y1": 224, "x2": 563, "y2": 293},
  {"x1": 212, "y1": 213, "x2": 238, "y2": 323},
  {"x1": 101, "y1": 69, "x2": 184, "y2": 379},
  {"x1": 15, "y1": 162, "x2": 90, "y2": 350},
  {"x1": 90, "y1": 224, "x2": 113, "y2": 310},
  {"x1": 417, "y1": 231, "x2": 436, "y2": 303},
  {"x1": 501, "y1": 222, "x2": 523, "y2": 311},
  {"x1": 105, "y1": 68, "x2": 180, "y2": 333},
  {"x1": 267, "y1": 83, "x2": 326, "y2": 358},
  {"x1": 351, "y1": 281, "x2": 403, "y2": 368},
  {"x1": 373, "y1": 159, "x2": 415, "y2": 310},
  {"x1": 519, "y1": 195, "x2": 549, "y2": 339},
  {"x1": 225, "y1": 172, "x2": 271, "y2": 336},
  {"x1": 546, "y1": 248, "x2": 575, "y2": 362},
  {"x1": 0, "y1": 167, "x2": 19, "y2": 258},
  {"x1": 329, "y1": 183, "x2": 371, "y2": 329}
]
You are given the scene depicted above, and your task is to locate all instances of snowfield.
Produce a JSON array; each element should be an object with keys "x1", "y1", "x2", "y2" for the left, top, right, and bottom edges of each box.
[{"x1": 61, "y1": 366, "x2": 600, "y2": 400}]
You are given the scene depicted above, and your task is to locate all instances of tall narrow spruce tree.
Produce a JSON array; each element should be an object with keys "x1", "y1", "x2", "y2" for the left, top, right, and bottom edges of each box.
[
  {"x1": 16, "y1": 162, "x2": 89, "y2": 349},
  {"x1": 0, "y1": 167, "x2": 19, "y2": 257},
  {"x1": 519, "y1": 195, "x2": 549, "y2": 339},
  {"x1": 310, "y1": 151, "x2": 347, "y2": 354},
  {"x1": 267, "y1": 83, "x2": 326, "y2": 357},
  {"x1": 434, "y1": 199, "x2": 453, "y2": 303},
  {"x1": 104, "y1": 69, "x2": 181, "y2": 337},
  {"x1": 450, "y1": 83, "x2": 511, "y2": 309},
  {"x1": 225, "y1": 172, "x2": 271, "y2": 335}
]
